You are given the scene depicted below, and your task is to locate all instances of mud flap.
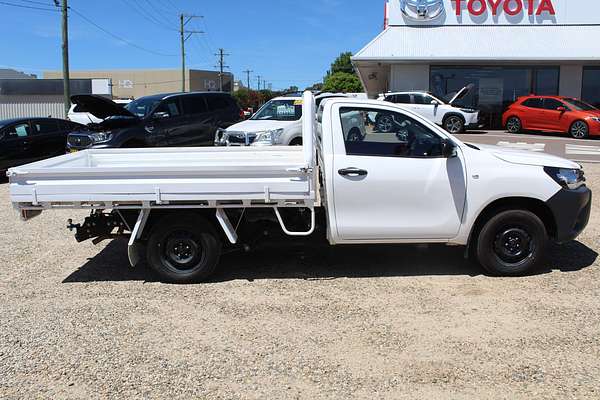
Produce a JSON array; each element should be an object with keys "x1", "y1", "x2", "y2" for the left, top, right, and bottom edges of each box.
[{"x1": 128, "y1": 241, "x2": 145, "y2": 268}]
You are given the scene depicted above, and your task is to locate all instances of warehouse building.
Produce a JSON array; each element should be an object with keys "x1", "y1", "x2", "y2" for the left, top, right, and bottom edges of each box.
[
  {"x1": 43, "y1": 69, "x2": 233, "y2": 99},
  {"x1": 353, "y1": 0, "x2": 600, "y2": 129}
]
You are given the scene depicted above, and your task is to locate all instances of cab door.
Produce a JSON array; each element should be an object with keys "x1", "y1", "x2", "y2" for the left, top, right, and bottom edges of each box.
[
  {"x1": 411, "y1": 94, "x2": 438, "y2": 122},
  {"x1": 147, "y1": 97, "x2": 187, "y2": 147},
  {"x1": 539, "y1": 98, "x2": 569, "y2": 131},
  {"x1": 180, "y1": 94, "x2": 216, "y2": 146},
  {"x1": 331, "y1": 104, "x2": 467, "y2": 241},
  {"x1": 0, "y1": 121, "x2": 34, "y2": 170}
]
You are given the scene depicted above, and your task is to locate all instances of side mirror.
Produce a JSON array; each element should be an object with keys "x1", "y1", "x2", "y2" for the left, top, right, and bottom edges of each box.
[
  {"x1": 441, "y1": 139, "x2": 457, "y2": 158},
  {"x1": 152, "y1": 111, "x2": 170, "y2": 120},
  {"x1": 556, "y1": 106, "x2": 567, "y2": 112},
  {"x1": 431, "y1": 100, "x2": 440, "y2": 106}
]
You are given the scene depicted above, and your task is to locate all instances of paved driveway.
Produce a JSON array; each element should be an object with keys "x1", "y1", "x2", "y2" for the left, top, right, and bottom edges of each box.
[{"x1": 455, "y1": 130, "x2": 600, "y2": 163}]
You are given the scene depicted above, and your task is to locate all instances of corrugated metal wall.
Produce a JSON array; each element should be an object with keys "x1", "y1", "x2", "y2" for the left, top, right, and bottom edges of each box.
[{"x1": 0, "y1": 95, "x2": 65, "y2": 120}]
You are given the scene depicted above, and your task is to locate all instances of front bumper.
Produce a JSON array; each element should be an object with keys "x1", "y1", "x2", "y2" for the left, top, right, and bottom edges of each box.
[{"x1": 546, "y1": 186, "x2": 592, "y2": 243}]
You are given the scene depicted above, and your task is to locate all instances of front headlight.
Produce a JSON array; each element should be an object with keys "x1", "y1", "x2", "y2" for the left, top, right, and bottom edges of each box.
[
  {"x1": 544, "y1": 167, "x2": 586, "y2": 190},
  {"x1": 586, "y1": 116, "x2": 600, "y2": 123},
  {"x1": 460, "y1": 108, "x2": 477, "y2": 113},
  {"x1": 253, "y1": 128, "x2": 284, "y2": 145},
  {"x1": 89, "y1": 131, "x2": 112, "y2": 144}
]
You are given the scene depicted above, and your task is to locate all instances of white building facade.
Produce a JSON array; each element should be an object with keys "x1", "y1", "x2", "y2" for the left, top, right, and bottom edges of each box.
[{"x1": 353, "y1": 0, "x2": 600, "y2": 128}]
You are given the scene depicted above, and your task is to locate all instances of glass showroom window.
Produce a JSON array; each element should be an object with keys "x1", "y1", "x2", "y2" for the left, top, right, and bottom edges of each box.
[
  {"x1": 582, "y1": 67, "x2": 600, "y2": 108},
  {"x1": 430, "y1": 66, "x2": 559, "y2": 129}
]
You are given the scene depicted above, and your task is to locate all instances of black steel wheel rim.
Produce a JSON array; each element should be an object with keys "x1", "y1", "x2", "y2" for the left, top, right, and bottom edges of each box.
[
  {"x1": 161, "y1": 230, "x2": 205, "y2": 272},
  {"x1": 493, "y1": 227, "x2": 534, "y2": 264}
]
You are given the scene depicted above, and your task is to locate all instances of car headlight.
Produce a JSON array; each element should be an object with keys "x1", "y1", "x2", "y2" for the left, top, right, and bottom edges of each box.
[
  {"x1": 460, "y1": 108, "x2": 477, "y2": 113},
  {"x1": 544, "y1": 167, "x2": 586, "y2": 190},
  {"x1": 252, "y1": 128, "x2": 284, "y2": 145},
  {"x1": 586, "y1": 116, "x2": 600, "y2": 123},
  {"x1": 89, "y1": 131, "x2": 112, "y2": 144}
]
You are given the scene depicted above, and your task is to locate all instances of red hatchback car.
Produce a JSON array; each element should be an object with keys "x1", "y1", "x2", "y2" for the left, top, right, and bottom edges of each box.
[{"x1": 502, "y1": 96, "x2": 600, "y2": 139}]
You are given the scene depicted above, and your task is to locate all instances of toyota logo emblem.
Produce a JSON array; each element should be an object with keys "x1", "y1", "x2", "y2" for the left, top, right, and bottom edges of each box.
[{"x1": 400, "y1": 0, "x2": 445, "y2": 21}]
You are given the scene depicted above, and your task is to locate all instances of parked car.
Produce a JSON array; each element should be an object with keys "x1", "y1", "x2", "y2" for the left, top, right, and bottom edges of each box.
[
  {"x1": 68, "y1": 99, "x2": 132, "y2": 125},
  {"x1": 216, "y1": 93, "x2": 356, "y2": 146},
  {"x1": 503, "y1": 95, "x2": 600, "y2": 139},
  {"x1": 0, "y1": 117, "x2": 84, "y2": 175},
  {"x1": 66, "y1": 92, "x2": 242, "y2": 151},
  {"x1": 8, "y1": 92, "x2": 591, "y2": 283},
  {"x1": 377, "y1": 85, "x2": 481, "y2": 134}
]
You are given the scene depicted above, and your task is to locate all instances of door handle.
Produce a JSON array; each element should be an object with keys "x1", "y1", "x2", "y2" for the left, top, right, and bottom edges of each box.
[{"x1": 338, "y1": 168, "x2": 368, "y2": 177}]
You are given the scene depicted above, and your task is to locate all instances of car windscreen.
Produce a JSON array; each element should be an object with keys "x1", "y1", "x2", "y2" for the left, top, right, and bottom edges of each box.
[
  {"x1": 251, "y1": 99, "x2": 302, "y2": 121},
  {"x1": 563, "y1": 98, "x2": 598, "y2": 112},
  {"x1": 124, "y1": 97, "x2": 162, "y2": 118}
]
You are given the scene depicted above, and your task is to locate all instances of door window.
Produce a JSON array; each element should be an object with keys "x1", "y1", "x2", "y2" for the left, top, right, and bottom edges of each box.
[
  {"x1": 4, "y1": 123, "x2": 31, "y2": 139},
  {"x1": 522, "y1": 98, "x2": 543, "y2": 108},
  {"x1": 154, "y1": 99, "x2": 181, "y2": 118},
  {"x1": 413, "y1": 94, "x2": 435, "y2": 105},
  {"x1": 205, "y1": 95, "x2": 230, "y2": 111},
  {"x1": 32, "y1": 120, "x2": 59, "y2": 135},
  {"x1": 542, "y1": 98, "x2": 566, "y2": 111},
  {"x1": 340, "y1": 107, "x2": 444, "y2": 158},
  {"x1": 387, "y1": 94, "x2": 411, "y2": 104},
  {"x1": 182, "y1": 95, "x2": 208, "y2": 115}
]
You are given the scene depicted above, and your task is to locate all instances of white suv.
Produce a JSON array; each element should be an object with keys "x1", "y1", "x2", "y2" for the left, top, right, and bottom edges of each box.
[{"x1": 377, "y1": 85, "x2": 481, "y2": 134}]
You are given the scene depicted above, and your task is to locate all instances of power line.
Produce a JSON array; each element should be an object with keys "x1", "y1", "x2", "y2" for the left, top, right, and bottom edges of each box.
[
  {"x1": 0, "y1": 0, "x2": 58, "y2": 11},
  {"x1": 69, "y1": 7, "x2": 176, "y2": 57},
  {"x1": 143, "y1": 0, "x2": 174, "y2": 25},
  {"x1": 121, "y1": 0, "x2": 177, "y2": 31}
]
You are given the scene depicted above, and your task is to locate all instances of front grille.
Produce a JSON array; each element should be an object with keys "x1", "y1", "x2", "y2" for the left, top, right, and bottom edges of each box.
[
  {"x1": 68, "y1": 134, "x2": 92, "y2": 148},
  {"x1": 226, "y1": 132, "x2": 256, "y2": 145}
]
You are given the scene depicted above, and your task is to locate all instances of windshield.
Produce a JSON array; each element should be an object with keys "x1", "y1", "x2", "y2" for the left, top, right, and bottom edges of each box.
[
  {"x1": 563, "y1": 98, "x2": 597, "y2": 112},
  {"x1": 251, "y1": 99, "x2": 302, "y2": 121},
  {"x1": 125, "y1": 97, "x2": 162, "y2": 118}
]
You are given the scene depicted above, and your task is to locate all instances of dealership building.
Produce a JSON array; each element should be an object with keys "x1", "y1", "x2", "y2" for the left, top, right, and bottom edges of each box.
[{"x1": 353, "y1": 0, "x2": 600, "y2": 128}]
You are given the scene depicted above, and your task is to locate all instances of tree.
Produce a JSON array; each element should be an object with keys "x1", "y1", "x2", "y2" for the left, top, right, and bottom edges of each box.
[
  {"x1": 322, "y1": 72, "x2": 363, "y2": 93},
  {"x1": 329, "y1": 52, "x2": 354, "y2": 75}
]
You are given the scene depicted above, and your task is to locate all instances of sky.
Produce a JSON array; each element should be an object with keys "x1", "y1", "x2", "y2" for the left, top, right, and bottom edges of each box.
[{"x1": 0, "y1": 0, "x2": 383, "y2": 91}]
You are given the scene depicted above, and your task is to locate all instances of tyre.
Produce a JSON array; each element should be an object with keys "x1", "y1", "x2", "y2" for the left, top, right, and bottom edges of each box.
[
  {"x1": 476, "y1": 210, "x2": 547, "y2": 276},
  {"x1": 506, "y1": 117, "x2": 522, "y2": 133},
  {"x1": 375, "y1": 114, "x2": 394, "y2": 133},
  {"x1": 569, "y1": 120, "x2": 589, "y2": 139},
  {"x1": 443, "y1": 115, "x2": 465, "y2": 134},
  {"x1": 146, "y1": 214, "x2": 221, "y2": 283},
  {"x1": 289, "y1": 137, "x2": 303, "y2": 146}
]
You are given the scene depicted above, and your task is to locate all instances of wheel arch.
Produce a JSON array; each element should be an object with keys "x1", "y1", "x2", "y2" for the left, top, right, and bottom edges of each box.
[{"x1": 467, "y1": 196, "x2": 557, "y2": 256}]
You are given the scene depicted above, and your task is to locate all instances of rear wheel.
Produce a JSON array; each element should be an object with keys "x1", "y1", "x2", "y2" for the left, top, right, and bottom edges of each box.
[
  {"x1": 476, "y1": 210, "x2": 547, "y2": 276},
  {"x1": 376, "y1": 114, "x2": 394, "y2": 133},
  {"x1": 506, "y1": 117, "x2": 522, "y2": 133},
  {"x1": 146, "y1": 214, "x2": 221, "y2": 283},
  {"x1": 443, "y1": 115, "x2": 465, "y2": 134},
  {"x1": 570, "y1": 120, "x2": 589, "y2": 139}
]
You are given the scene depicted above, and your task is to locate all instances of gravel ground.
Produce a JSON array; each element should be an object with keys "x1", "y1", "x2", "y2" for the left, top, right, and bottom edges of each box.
[{"x1": 1, "y1": 165, "x2": 599, "y2": 400}]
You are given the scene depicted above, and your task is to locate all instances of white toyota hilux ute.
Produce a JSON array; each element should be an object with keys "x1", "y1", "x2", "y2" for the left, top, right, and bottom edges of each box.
[{"x1": 7, "y1": 92, "x2": 591, "y2": 283}]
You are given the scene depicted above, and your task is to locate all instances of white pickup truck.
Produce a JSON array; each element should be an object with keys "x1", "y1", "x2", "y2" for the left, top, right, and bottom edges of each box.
[{"x1": 7, "y1": 92, "x2": 592, "y2": 283}]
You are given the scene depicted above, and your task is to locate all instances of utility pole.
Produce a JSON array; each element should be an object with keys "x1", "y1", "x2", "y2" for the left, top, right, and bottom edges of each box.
[
  {"x1": 55, "y1": 0, "x2": 70, "y2": 118},
  {"x1": 242, "y1": 69, "x2": 253, "y2": 90},
  {"x1": 214, "y1": 48, "x2": 230, "y2": 92},
  {"x1": 179, "y1": 14, "x2": 203, "y2": 92},
  {"x1": 256, "y1": 75, "x2": 262, "y2": 91}
]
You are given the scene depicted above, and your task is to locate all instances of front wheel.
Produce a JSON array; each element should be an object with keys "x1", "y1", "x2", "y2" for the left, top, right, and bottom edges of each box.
[
  {"x1": 506, "y1": 117, "x2": 522, "y2": 133},
  {"x1": 146, "y1": 214, "x2": 221, "y2": 283},
  {"x1": 443, "y1": 115, "x2": 465, "y2": 134},
  {"x1": 476, "y1": 210, "x2": 547, "y2": 276},
  {"x1": 570, "y1": 120, "x2": 589, "y2": 139}
]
